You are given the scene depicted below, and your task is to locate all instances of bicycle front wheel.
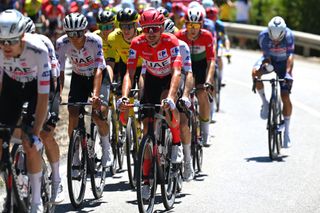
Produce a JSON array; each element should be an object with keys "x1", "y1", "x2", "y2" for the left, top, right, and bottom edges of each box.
[
  {"x1": 268, "y1": 99, "x2": 280, "y2": 160},
  {"x1": 67, "y1": 129, "x2": 87, "y2": 208},
  {"x1": 126, "y1": 118, "x2": 138, "y2": 189},
  {"x1": 214, "y1": 68, "x2": 221, "y2": 112},
  {"x1": 88, "y1": 126, "x2": 105, "y2": 199},
  {"x1": 136, "y1": 136, "x2": 157, "y2": 213}
]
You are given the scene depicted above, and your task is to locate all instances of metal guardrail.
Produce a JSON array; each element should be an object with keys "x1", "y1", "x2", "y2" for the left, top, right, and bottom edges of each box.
[{"x1": 224, "y1": 22, "x2": 320, "y2": 57}]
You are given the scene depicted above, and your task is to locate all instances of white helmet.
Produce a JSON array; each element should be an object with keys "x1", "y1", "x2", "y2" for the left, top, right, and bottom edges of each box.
[
  {"x1": 164, "y1": 19, "x2": 175, "y2": 34},
  {"x1": 186, "y1": 7, "x2": 204, "y2": 23},
  {"x1": 0, "y1": 9, "x2": 26, "y2": 39},
  {"x1": 188, "y1": 2, "x2": 206, "y2": 19},
  {"x1": 268, "y1": 16, "x2": 287, "y2": 41},
  {"x1": 202, "y1": 0, "x2": 214, "y2": 9},
  {"x1": 63, "y1": 13, "x2": 88, "y2": 31},
  {"x1": 24, "y1": 17, "x2": 36, "y2": 33}
]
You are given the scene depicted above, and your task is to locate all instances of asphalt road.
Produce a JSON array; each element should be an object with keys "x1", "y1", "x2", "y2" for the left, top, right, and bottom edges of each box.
[{"x1": 8, "y1": 49, "x2": 320, "y2": 213}]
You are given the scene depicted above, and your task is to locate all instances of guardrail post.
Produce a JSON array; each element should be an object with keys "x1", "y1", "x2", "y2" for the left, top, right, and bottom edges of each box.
[{"x1": 303, "y1": 47, "x2": 310, "y2": 57}]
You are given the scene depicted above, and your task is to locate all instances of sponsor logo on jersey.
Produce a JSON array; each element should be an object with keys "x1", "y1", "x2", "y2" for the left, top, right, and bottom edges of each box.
[
  {"x1": 42, "y1": 70, "x2": 51, "y2": 77},
  {"x1": 27, "y1": 46, "x2": 42, "y2": 54},
  {"x1": 144, "y1": 58, "x2": 172, "y2": 76},
  {"x1": 128, "y1": 49, "x2": 136, "y2": 59},
  {"x1": 170, "y1": 46, "x2": 179, "y2": 57},
  {"x1": 157, "y1": 49, "x2": 168, "y2": 60}
]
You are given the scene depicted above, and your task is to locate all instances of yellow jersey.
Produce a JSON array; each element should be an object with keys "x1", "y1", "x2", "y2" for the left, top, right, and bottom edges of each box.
[
  {"x1": 93, "y1": 29, "x2": 120, "y2": 63},
  {"x1": 106, "y1": 28, "x2": 143, "y2": 67},
  {"x1": 24, "y1": 0, "x2": 42, "y2": 17}
]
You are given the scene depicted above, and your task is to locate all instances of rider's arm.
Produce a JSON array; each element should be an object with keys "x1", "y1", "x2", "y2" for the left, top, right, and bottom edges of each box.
[
  {"x1": 122, "y1": 68, "x2": 135, "y2": 98},
  {"x1": 33, "y1": 93, "x2": 49, "y2": 136},
  {"x1": 286, "y1": 29, "x2": 295, "y2": 75},
  {"x1": 205, "y1": 32, "x2": 216, "y2": 84},
  {"x1": 206, "y1": 59, "x2": 215, "y2": 84},
  {"x1": 286, "y1": 54, "x2": 294, "y2": 75},
  {"x1": 183, "y1": 72, "x2": 193, "y2": 97},
  {"x1": 93, "y1": 68, "x2": 103, "y2": 98},
  {"x1": 168, "y1": 66, "x2": 182, "y2": 101}
]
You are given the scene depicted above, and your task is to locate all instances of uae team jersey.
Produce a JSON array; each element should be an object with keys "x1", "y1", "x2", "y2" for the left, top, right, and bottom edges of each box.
[
  {"x1": 37, "y1": 34, "x2": 60, "y2": 78},
  {"x1": 258, "y1": 28, "x2": 295, "y2": 62},
  {"x1": 0, "y1": 33, "x2": 51, "y2": 94},
  {"x1": 56, "y1": 33, "x2": 106, "y2": 77},
  {"x1": 175, "y1": 29, "x2": 215, "y2": 62},
  {"x1": 127, "y1": 33, "x2": 182, "y2": 77}
]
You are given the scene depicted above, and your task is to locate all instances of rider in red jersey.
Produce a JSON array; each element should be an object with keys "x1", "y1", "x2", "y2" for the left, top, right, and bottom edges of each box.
[
  {"x1": 119, "y1": 8, "x2": 182, "y2": 199},
  {"x1": 175, "y1": 7, "x2": 216, "y2": 147}
]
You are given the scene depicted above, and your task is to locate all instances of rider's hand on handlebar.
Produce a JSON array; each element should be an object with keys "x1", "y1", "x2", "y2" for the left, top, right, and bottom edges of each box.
[
  {"x1": 117, "y1": 96, "x2": 129, "y2": 111},
  {"x1": 162, "y1": 98, "x2": 176, "y2": 110},
  {"x1": 204, "y1": 82, "x2": 214, "y2": 92},
  {"x1": 180, "y1": 96, "x2": 191, "y2": 108},
  {"x1": 91, "y1": 95, "x2": 100, "y2": 109}
]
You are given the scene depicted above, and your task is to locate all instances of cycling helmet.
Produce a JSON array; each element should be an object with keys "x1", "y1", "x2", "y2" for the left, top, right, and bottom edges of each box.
[
  {"x1": 97, "y1": 10, "x2": 115, "y2": 23},
  {"x1": 51, "y1": 0, "x2": 59, "y2": 6},
  {"x1": 24, "y1": 17, "x2": 36, "y2": 33},
  {"x1": 117, "y1": 8, "x2": 139, "y2": 23},
  {"x1": 157, "y1": 7, "x2": 169, "y2": 18},
  {"x1": 0, "y1": 9, "x2": 25, "y2": 39},
  {"x1": 63, "y1": 13, "x2": 88, "y2": 31},
  {"x1": 150, "y1": 0, "x2": 162, "y2": 9},
  {"x1": 206, "y1": 7, "x2": 219, "y2": 20},
  {"x1": 202, "y1": 0, "x2": 214, "y2": 9},
  {"x1": 164, "y1": 19, "x2": 175, "y2": 34},
  {"x1": 185, "y1": 7, "x2": 204, "y2": 23},
  {"x1": 139, "y1": 8, "x2": 165, "y2": 26},
  {"x1": 268, "y1": 16, "x2": 287, "y2": 41}
]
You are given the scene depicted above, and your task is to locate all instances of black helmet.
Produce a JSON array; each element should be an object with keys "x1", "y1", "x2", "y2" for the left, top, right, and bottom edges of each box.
[
  {"x1": 116, "y1": 8, "x2": 139, "y2": 23},
  {"x1": 97, "y1": 10, "x2": 115, "y2": 24}
]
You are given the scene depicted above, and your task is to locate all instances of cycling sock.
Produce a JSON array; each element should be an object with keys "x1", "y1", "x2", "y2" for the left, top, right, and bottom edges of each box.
[
  {"x1": 200, "y1": 120, "x2": 210, "y2": 143},
  {"x1": 183, "y1": 143, "x2": 191, "y2": 162},
  {"x1": 101, "y1": 134, "x2": 110, "y2": 148},
  {"x1": 284, "y1": 116, "x2": 290, "y2": 134},
  {"x1": 210, "y1": 101, "x2": 215, "y2": 119},
  {"x1": 29, "y1": 172, "x2": 42, "y2": 204},
  {"x1": 50, "y1": 161, "x2": 61, "y2": 183},
  {"x1": 169, "y1": 125, "x2": 181, "y2": 145},
  {"x1": 258, "y1": 89, "x2": 268, "y2": 105},
  {"x1": 143, "y1": 159, "x2": 152, "y2": 183}
]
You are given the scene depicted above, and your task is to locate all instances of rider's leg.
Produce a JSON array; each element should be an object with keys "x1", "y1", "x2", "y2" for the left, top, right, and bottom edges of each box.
[
  {"x1": 197, "y1": 89, "x2": 211, "y2": 146},
  {"x1": 180, "y1": 113, "x2": 194, "y2": 180}
]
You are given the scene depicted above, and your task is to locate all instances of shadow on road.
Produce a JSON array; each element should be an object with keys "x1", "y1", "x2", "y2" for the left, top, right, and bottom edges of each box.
[
  {"x1": 55, "y1": 198, "x2": 107, "y2": 212},
  {"x1": 104, "y1": 181, "x2": 131, "y2": 192},
  {"x1": 245, "y1": 155, "x2": 288, "y2": 163},
  {"x1": 193, "y1": 173, "x2": 208, "y2": 181}
]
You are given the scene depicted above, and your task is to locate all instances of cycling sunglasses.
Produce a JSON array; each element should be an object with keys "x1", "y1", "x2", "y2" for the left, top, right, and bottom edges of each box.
[
  {"x1": 0, "y1": 37, "x2": 20, "y2": 46},
  {"x1": 119, "y1": 23, "x2": 135, "y2": 30},
  {"x1": 66, "y1": 30, "x2": 85, "y2": 38},
  {"x1": 142, "y1": 26, "x2": 162, "y2": 34},
  {"x1": 99, "y1": 24, "x2": 114, "y2": 31},
  {"x1": 186, "y1": 22, "x2": 201, "y2": 30}
]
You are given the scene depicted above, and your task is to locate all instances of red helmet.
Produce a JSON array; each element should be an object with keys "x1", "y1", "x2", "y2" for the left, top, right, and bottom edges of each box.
[
  {"x1": 206, "y1": 7, "x2": 219, "y2": 21},
  {"x1": 139, "y1": 8, "x2": 165, "y2": 27}
]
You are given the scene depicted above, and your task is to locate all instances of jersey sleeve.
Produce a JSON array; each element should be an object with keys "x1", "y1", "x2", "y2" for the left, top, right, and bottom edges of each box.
[
  {"x1": 258, "y1": 31, "x2": 270, "y2": 58},
  {"x1": 205, "y1": 32, "x2": 215, "y2": 61},
  {"x1": 55, "y1": 37, "x2": 67, "y2": 71},
  {"x1": 127, "y1": 38, "x2": 140, "y2": 72},
  {"x1": 105, "y1": 33, "x2": 118, "y2": 62},
  {"x1": 286, "y1": 29, "x2": 295, "y2": 56},
  {"x1": 179, "y1": 40, "x2": 192, "y2": 73},
  {"x1": 37, "y1": 48, "x2": 51, "y2": 94},
  {"x1": 94, "y1": 35, "x2": 107, "y2": 70},
  {"x1": 169, "y1": 36, "x2": 182, "y2": 69}
]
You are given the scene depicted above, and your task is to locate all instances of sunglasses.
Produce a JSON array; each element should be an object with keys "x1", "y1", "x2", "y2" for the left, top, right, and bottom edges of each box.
[
  {"x1": 0, "y1": 38, "x2": 20, "y2": 46},
  {"x1": 142, "y1": 26, "x2": 162, "y2": 34},
  {"x1": 186, "y1": 22, "x2": 201, "y2": 30},
  {"x1": 66, "y1": 30, "x2": 85, "y2": 38},
  {"x1": 119, "y1": 23, "x2": 135, "y2": 30},
  {"x1": 99, "y1": 24, "x2": 114, "y2": 31}
]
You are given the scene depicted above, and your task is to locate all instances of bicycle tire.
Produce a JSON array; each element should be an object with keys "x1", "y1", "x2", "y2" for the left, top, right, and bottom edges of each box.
[
  {"x1": 214, "y1": 67, "x2": 221, "y2": 112},
  {"x1": 268, "y1": 99, "x2": 278, "y2": 160},
  {"x1": 275, "y1": 99, "x2": 282, "y2": 154},
  {"x1": 10, "y1": 144, "x2": 31, "y2": 212},
  {"x1": 117, "y1": 123, "x2": 125, "y2": 170},
  {"x1": 136, "y1": 136, "x2": 157, "y2": 213},
  {"x1": 109, "y1": 109, "x2": 119, "y2": 175},
  {"x1": 160, "y1": 129, "x2": 177, "y2": 210},
  {"x1": 88, "y1": 126, "x2": 105, "y2": 199},
  {"x1": 41, "y1": 156, "x2": 53, "y2": 213},
  {"x1": 196, "y1": 144, "x2": 203, "y2": 172},
  {"x1": 67, "y1": 129, "x2": 87, "y2": 208},
  {"x1": 126, "y1": 118, "x2": 138, "y2": 189}
]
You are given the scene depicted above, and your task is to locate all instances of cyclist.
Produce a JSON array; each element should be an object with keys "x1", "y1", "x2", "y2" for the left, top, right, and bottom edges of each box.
[
  {"x1": 175, "y1": 7, "x2": 216, "y2": 147},
  {"x1": 252, "y1": 16, "x2": 294, "y2": 148},
  {"x1": 164, "y1": 19, "x2": 195, "y2": 181},
  {"x1": 106, "y1": 8, "x2": 142, "y2": 90},
  {"x1": 118, "y1": 8, "x2": 182, "y2": 198},
  {"x1": 56, "y1": 13, "x2": 113, "y2": 169},
  {"x1": 24, "y1": 17, "x2": 64, "y2": 204},
  {"x1": 0, "y1": 9, "x2": 50, "y2": 213}
]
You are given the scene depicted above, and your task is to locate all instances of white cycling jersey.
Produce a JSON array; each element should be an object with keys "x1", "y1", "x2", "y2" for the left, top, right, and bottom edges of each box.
[
  {"x1": 36, "y1": 34, "x2": 60, "y2": 78},
  {"x1": 56, "y1": 33, "x2": 106, "y2": 77},
  {"x1": 0, "y1": 33, "x2": 51, "y2": 94},
  {"x1": 141, "y1": 39, "x2": 192, "y2": 74}
]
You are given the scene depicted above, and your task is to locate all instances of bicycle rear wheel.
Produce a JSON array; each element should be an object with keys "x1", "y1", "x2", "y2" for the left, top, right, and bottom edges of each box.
[
  {"x1": 41, "y1": 156, "x2": 53, "y2": 213},
  {"x1": 89, "y1": 126, "x2": 105, "y2": 199},
  {"x1": 126, "y1": 118, "x2": 138, "y2": 189},
  {"x1": 136, "y1": 136, "x2": 157, "y2": 213},
  {"x1": 191, "y1": 109, "x2": 203, "y2": 173},
  {"x1": 67, "y1": 129, "x2": 87, "y2": 208},
  {"x1": 109, "y1": 109, "x2": 119, "y2": 175},
  {"x1": 160, "y1": 129, "x2": 177, "y2": 210}
]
